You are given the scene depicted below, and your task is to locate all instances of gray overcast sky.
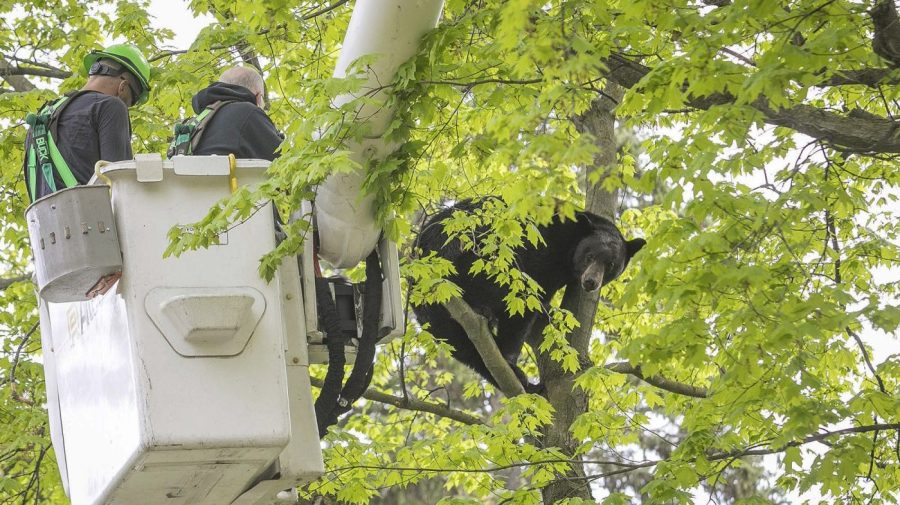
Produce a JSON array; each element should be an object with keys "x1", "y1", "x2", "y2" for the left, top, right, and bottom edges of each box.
[{"x1": 147, "y1": 0, "x2": 214, "y2": 50}]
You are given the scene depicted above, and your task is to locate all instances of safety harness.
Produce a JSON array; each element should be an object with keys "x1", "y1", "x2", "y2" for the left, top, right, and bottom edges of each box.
[
  {"x1": 167, "y1": 100, "x2": 236, "y2": 157},
  {"x1": 23, "y1": 91, "x2": 91, "y2": 202}
]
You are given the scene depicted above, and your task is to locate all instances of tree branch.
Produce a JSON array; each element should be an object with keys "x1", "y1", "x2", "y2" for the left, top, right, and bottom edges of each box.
[
  {"x1": 846, "y1": 327, "x2": 889, "y2": 394},
  {"x1": 754, "y1": 100, "x2": 900, "y2": 153},
  {"x1": 600, "y1": 54, "x2": 900, "y2": 153},
  {"x1": 1, "y1": 274, "x2": 29, "y2": 291},
  {"x1": 422, "y1": 78, "x2": 544, "y2": 88},
  {"x1": 710, "y1": 423, "x2": 900, "y2": 460},
  {"x1": 604, "y1": 362, "x2": 709, "y2": 398},
  {"x1": 8, "y1": 322, "x2": 39, "y2": 399},
  {"x1": 418, "y1": 59, "x2": 899, "y2": 154},
  {"x1": 330, "y1": 457, "x2": 653, "y2": 475},
  {"x1": 426, "y1": 300, "x2": 709, "y2": 404},
  {"x1": 0, "y1": 66, "x2": 71, "y2": 80},
  {"x1": 0, "y1": 57, "x2": 35, "y2": 92},
  {"x1": 149, "y1": 2, "x2": 350, "y2": 63},
  {"x1": 424, "y1": 65, "x2": 897, "y2": 91},
  {"x1": 300, "y1": 0, "x2": 351, "y2": 20},
  {"x1": 443, "y1": 297, "x2": 526, "y2": 396},
  {"x1": 821, "y1": 68, "x2": 898, "y2": 87},
  {"x1": 309, "y1": 376, "x2": 485, "y2": 426},
  {"x1": 870, "y1": 0, "x2": 900, "y2": 67},
  {"x1": 578, "y1": 423, "x2": 900, "y2": 482},
  {"x1": 326, "y1": 423, "x2": 900, "y2": 479},
  {"x1": 149, "y1": 42, "x2": 243, "y2": 62}
]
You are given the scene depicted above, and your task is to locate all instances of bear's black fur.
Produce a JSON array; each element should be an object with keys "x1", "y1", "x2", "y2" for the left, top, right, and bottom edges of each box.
[{"x1": 412, "y1": 198, "x2": 645, "y2": 392}]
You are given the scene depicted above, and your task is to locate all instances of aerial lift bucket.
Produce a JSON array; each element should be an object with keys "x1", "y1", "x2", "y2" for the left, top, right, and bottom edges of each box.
[{"x1": 29, "y1": 155, "x2": 323, "y2": 505}]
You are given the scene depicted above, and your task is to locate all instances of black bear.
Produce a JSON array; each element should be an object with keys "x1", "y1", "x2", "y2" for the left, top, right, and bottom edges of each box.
[{"x1": 412, "y1": 197, "x2": 645, "y2": 392}]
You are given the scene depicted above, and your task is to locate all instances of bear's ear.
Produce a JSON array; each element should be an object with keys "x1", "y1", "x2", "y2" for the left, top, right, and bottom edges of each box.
[
  {"x1": 576, "y1": 212, "x2": 598, "y2": 228},
  {"x1": 576, "y1": 211, "x2": 608, "y2": 232},
  {"x1": 625, "y1": 238, "x2": 646, "y2": 258}
]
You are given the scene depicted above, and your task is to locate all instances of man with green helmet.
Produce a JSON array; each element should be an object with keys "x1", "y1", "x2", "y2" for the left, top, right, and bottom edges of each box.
[{"x1": 22, "y1": 43, "x2": 151, "y2": 201}]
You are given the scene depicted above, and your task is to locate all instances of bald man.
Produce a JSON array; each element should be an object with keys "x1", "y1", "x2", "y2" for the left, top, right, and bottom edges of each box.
[{"x1": 188, "y1": 66, "x2": 282, "y2": 160}]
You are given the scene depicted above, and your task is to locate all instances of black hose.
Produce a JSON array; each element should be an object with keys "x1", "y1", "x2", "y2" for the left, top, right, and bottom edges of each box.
[
  {"x1": 332, "y1": 248, "x2": 383, "y2": 418},
  {"x1": 313, "y1": 275, "x2": 348, "y2": 438}
]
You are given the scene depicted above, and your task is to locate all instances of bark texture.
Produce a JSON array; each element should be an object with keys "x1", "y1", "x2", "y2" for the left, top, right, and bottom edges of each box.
[
  {"x1": 601, "y1": 54, "x2": 900, "y2": 153},
  {"x1": 538, "y1": 83, "x2": 624, "y2": 503}
]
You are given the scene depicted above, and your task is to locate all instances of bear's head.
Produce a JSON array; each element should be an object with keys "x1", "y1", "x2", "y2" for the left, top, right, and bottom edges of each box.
[{"x1": 572, "y1": 213, "x2": 645, "y2": 292}]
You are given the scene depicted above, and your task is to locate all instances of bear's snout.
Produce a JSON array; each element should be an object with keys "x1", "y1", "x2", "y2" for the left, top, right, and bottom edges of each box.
[{"x1": 580, "y1": 263, "x2": 605, "y2": 292}]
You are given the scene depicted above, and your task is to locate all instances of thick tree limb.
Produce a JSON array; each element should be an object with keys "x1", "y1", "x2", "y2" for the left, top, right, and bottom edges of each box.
[
  {"x1": 422, "y1": 60, "x2": 898, "y2": 153},
  {"x1": 871, "y1": 0, "x2": 900, "y2": 67},
  {"x1": 0, "y1": 57, "x2": 36, "y2": 92},
  {"x1": 601, "y1": 54, "x2": 900, "y2": 153},
  {"x1": 309, "y1": 376, "x2": 484, "y2": 425},
  {"x1": 1, "y1": 274, "x2": 30, "y2": 291},
  {"x1": 604, "y1": 362, "x2": 709, "y2": 398},
  {"x1": 443, "y1": 297, "x2": 526, "y2": 397},
  {"x1": 822, "y1": 68, "x2": 898, "y2": 87},
  {"x1": 438, "y1": 297, "x2": 709, "y2": 400},
  {"x1": 752, "y1": 101, "x2": 900, "y2": 153},
  {"x1": 0, "y1": 66, "x2": 71, "y2": 80}
]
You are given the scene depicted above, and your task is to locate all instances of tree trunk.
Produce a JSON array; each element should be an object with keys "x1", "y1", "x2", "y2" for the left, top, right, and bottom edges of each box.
[{"x1": 538, "y1": 83, "x2": 623, "y2": 503}]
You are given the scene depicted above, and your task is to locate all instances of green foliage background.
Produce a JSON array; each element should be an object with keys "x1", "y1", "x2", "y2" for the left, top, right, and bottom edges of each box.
[{"x1": 1, "y1": 0, "x2": 898, "y2": 503}]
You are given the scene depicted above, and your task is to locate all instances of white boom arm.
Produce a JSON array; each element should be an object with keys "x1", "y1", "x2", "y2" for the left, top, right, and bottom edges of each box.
[{"x1": 314, "y1": 0, "x2": 444, "y2": 268}]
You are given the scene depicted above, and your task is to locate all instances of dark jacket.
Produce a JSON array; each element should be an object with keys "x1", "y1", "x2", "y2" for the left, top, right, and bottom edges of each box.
[
  {"x1": 190, "y1": 82, "x2": 282, "y2": 161},
  {"x1": 25, "y1": 91, "x2": 132, "y2": 200}
]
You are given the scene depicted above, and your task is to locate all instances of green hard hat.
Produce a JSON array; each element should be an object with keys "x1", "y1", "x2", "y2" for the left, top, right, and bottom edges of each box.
[{"x1": 83, "y1": 43, "x2": 151, "y2": 106}]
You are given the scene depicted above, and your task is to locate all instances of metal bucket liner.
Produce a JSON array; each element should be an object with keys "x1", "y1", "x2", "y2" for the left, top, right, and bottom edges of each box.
[{"x1": 26, "y1": 185, "x2": 123, "y2": 303}]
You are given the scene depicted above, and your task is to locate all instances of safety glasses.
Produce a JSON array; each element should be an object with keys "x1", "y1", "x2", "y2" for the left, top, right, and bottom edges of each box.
[{"x1": 119, "y1": 76, "x2": 140, "y2": 107}]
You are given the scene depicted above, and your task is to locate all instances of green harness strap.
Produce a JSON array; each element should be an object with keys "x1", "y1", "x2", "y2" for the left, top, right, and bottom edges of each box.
[
  {"x1": 26, "y1": 146, "x2": 37, "y2": 200},
  {"x1": 167, "y1": 100, "x2": 235, "y2": 158},
  {"x1": 24, "y1": 93, "x2": 84, "y2": 201}
]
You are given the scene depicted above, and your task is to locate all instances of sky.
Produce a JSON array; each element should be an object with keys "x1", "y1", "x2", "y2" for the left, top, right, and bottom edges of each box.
[{"x1": 146, "y1": 0, "x2": 214, "y2": 50}]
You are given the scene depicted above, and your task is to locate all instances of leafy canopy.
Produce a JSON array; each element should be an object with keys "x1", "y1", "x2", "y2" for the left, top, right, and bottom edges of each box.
[{"x1": 0, "y1": 0, "x2": 898, "y2": 503}]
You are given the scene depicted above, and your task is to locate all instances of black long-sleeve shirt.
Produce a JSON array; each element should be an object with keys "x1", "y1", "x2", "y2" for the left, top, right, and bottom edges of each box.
[{"x1": 190, "y1": 82, "x2": 283, "y2": 161}]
